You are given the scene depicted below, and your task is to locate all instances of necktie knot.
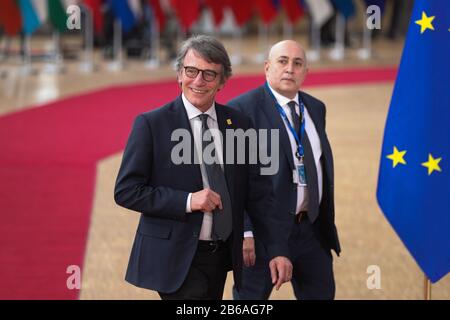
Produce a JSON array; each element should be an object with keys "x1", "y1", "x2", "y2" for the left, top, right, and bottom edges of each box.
[
  {"x1": 198, "y1": 113, "x2": 209, "y2": 127},
  {"x1": 287, "y1": 101, "x2": 300, "y2": 133}
]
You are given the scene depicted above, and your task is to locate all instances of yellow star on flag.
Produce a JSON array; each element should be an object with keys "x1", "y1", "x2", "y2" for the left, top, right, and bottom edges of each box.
[
  {"x1": 421, "y1": 154, "x2": 442, "y2": 175},
  {"x1": 387, "y1": 146, "x2": 407, "y2": 168},
  {"x1": 415, "y1": 11, "x2": 435, "y2": 34}
]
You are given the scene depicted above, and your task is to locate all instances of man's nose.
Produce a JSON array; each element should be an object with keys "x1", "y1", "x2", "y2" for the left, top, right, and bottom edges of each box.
[
  {"x1": 193, "y1": 71, "x2": 206, "y2": 85},
  {"x1": 285, "y1": 62, "x2": 295, "y2": 73}
]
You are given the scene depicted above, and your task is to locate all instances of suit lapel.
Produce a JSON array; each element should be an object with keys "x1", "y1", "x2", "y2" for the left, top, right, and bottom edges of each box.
[
  {"x1": 171, "y1": 96, "x2": 203, "y2": 189},
  {"x1": 260, "y1": 86, "x2": 295, "y2": 170},
  {"x1": 215, "y1": 105, "x2": 235, "y2": 194}
]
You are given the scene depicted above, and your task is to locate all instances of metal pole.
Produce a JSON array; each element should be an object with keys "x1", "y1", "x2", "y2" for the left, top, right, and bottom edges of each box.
[
  {"x1": 80, "y1": 7, "x2": 95, "y2": 72},
  {"x1": 307, "y1": 22, "x2": 321, "y2": 62},
  {"x1": 424, "y1": 275, "x2": 432, "y2": 300},
  {"x1": 145, "y1": 9, "x2": 160, "y2": 69},
  {"x1": 329, "y1": 13, "x2": 345, "y2": 60},
  {"x1": 107, "y1": 19, "x2": 123, "y2": 71},
  {"x1": 358, "y1": 10, "x2": 372, "y2": 60}
]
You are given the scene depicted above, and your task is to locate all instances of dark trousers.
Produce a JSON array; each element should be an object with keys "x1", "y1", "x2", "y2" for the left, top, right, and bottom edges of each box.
[
  {"x1": 233, "y1": 217, "x2": 335, "y2": 300},
  {"x1": 159, "y1": 240, "x2": 231, "y2": 300}
]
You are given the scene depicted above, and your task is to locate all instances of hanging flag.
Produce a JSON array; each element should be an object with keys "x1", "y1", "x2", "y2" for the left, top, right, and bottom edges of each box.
[
  {"x1": 304, "y1": 0, "x2": 333, "y2": 27},
  {"x1": 83, "y1": 0, "x2": 105, "y2": 34},
  {"x1": 128, "y1": 0, "x2": 142, "y2": 20},
  {"x1": 377, "y1": 0, "x2": 450, "y2": 283},
  {"x1": 204, "y1": 0, "x2": 226, "y2": 27},
  {"x1": 363, "y1": 0, "x2": 385, "y2": 13},
  {"x1": 47, "y1": 0, "x2": 68, "y2": 32},
  {"x1": 0, "y1": 0, "x2": 22, "y2": 36},
  {"x1": 169, "y1": 0, "x2": 200, "y2": 31},
  {"x1": 226, "y1": 0, "x2": 253, "y2": 27},
  {"x1": 280, "y1": 0, "x2": 304, "y2": 24},
  {"x1": 31, "y1": 0, "x2": 48, "y2": 25},
  {"x1": 330, "y1": 0, "x2": 355, "y2": 19},
  {"x1": 254, "y1": 0, "x2": 279, "y2": 25},
  {"x1": 110, "y1": 0, "x2": 137, "y2": 33},
  {"x1": 148, "y1": 0, "x2": 166, "y2": 30},
  {"x1": 18, "y1": 0, "x2": 41, "y2": 35}
]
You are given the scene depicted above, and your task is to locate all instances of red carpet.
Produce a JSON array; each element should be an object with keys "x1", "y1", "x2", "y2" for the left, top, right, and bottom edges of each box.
[{"x1": 0, "y1": 67, "x2": 397, "y2": 299}]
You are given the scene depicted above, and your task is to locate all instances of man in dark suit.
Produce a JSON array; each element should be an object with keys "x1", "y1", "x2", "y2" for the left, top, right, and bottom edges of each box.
[
  {"x1": 230, "y1": 40, "x2": 341, "y2": 300},
  {"x1": 114, "y1": 35, "x2": 292, "y2": 300}
]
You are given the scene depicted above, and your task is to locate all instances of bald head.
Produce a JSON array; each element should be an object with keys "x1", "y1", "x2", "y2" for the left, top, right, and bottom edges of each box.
[
  {"x1": 265, "y1": 40, "x2": 308, "y2": 99},
  {"x1": 268, "y1": 40, "x2": 307, "y2": 64}
]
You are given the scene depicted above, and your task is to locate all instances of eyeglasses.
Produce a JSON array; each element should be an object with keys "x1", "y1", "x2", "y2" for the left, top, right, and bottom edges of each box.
[{"x1": 183, "y1": 66, "x2": 219, "y2": 82}]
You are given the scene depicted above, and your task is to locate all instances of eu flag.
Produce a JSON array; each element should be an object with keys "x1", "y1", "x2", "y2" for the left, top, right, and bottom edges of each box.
[{"x1": 377, "y1": 0, "x2": 450, "y2": 283}]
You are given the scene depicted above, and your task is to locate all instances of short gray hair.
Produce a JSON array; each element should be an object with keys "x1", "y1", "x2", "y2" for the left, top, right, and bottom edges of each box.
[{"x1": 175, "y1": 35, "x2": 232, "y2": 83}]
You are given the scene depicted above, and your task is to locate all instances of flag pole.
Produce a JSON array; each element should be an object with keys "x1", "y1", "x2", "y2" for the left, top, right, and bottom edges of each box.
[
  {"x1": 230, "y1": 28, "x2": 243, "y2": 66},
  {"x1": 145, "y1": 8, "x2": 160, "y2": 69},
  {"x1": 329, "y1": 13, "x2": 345, "y2": 60},
  {"x1": 254, "y1": 22, "x2": 268, "y2": 64},
  {"x1": 357, "y1": 9, "x2": 372, "y2": 60},
  {"x1": 283, "y1": 20, "x2": 293, "y2": 39},
  {"x1": 79, "y1": 6, "x2": 95, "y2": 73},
  {"x1": 107, "y1": 19, "x2": 123, "y2": 71},
  {"x1": 307, "y1": 21, "x2": 321, "y2": 62},
  {"x1": 424, "y1": 275, "x2": 431, "y2": 300}
]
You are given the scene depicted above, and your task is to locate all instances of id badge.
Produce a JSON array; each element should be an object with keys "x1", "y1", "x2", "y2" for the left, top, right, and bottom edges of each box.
[{"x1": 297, "y1": 163, "x2": 307, "y2": 186}]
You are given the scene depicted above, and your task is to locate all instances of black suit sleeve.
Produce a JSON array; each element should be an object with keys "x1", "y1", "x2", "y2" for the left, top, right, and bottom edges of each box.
[
  {"x1": 114, "y1": 115, "x2": 189, "y2": 220},
  {"x1": 229, "y1": 100, "x2": 255, "y2": 234}
]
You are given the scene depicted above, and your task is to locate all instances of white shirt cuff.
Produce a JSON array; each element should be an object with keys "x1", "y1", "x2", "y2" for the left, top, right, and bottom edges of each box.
[
  {"x1": 186, "y1": 193, "x2": 192, "y2": 213},
  {"x1": 244, "y1": 231, "x2": 254, "y2": 238}
]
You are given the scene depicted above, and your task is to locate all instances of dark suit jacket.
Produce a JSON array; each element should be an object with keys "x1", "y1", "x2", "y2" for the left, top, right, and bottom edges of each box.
[
  {"x1": 114, "y1": 95, "x2": 290, "y2": 293},
  {"x1": 228, "y1": 85, "x2": 341, "y2": 255}
]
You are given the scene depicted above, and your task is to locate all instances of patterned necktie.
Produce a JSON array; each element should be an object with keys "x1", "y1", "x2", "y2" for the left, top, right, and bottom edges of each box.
[
  {"x1": 198, "y1": 114, "x2": 233, "y2": 240},
  {"x1": 287, "y1": 101, "x2": 319, "y2": 223}
]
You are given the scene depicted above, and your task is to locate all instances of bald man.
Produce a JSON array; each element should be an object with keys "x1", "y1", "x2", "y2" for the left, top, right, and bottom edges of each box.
[{"x1": 229, "y1": 40, "x2": 341, "y2": 300}]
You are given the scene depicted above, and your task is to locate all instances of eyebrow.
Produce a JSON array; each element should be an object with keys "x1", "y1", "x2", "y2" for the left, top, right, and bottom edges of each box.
[{"x1": 277, "y1": 56, "x2": 304, "y2": 62}]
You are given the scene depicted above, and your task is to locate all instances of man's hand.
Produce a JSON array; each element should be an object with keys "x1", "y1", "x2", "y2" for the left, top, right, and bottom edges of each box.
[
  {"x1": 269, "y1": 256, "x2": 292, "y2": 290},
  {"x1": 191, "y1": 188, "x2": 223, "y2": 212},
  {"x1": 243, "y1": 237, "x2": 256, "y2": 267}
]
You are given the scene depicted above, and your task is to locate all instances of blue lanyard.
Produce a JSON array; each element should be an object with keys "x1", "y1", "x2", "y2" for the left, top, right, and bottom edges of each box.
[{"x1": 265, "y1": 82, "x2": 305, "y2": 160}]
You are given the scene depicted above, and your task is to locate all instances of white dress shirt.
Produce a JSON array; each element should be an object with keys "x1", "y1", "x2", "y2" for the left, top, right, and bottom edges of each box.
[
  {"x1": 182, "y1": 94, "x2": 224, "y2": 241},
  {"x1": 268, "y1": 84, "x2": 324, "y2": 214}
]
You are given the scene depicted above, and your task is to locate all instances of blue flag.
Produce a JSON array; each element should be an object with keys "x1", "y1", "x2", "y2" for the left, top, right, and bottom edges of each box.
[
  {"x1": 363, "y1": 0, "x2": 385, "y2": 14},
  {"x1": 377, "y1": 0, "x2": 450, "y2": 283},
  {"x1": 18, "y1": 0, "x2": 41, "y2": 35},
  {"x1": 330, "y1": 0, "x2": 355, "y2": 19},
  {"x1": 110, "y1": 0, "x2": 137, "y2": 34}
]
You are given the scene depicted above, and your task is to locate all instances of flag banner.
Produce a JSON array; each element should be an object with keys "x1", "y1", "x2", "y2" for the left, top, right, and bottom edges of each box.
[
  {"x1": 48, "y1": 0, "x2": 68, "y2": 32},
  {"x1": 148, "y1": 0, "x2": 166, "y2": 30},
  {"x1": 0, "y1": 0, "x2": 22, "y2": 36},
  {"x1": 83, "y1": 0, "x2": 105, "y2": 34},
  {"x1": 227, "y1": 0, "x2": 253, "y2": 27},
  {"x1": 170, "y1": 0, "x2": 200, "y2": 31},
  {"x1": 204, "y1": 0, "x2": 226, "y2": 26},
  {"x1": 304, "y1": 0, "x2": 333, "y2": 27},
  {"x1": 280, "y1": 0, "x2": 304, "y2": 24},
  {"x1": 377, "y1": 0, "x2": 450, "y2": 283},
  {"x1": 110, "y1": 0, "x2": 137, "y2": 33},
  {"x1": 254, "y1": 0, "x2": 279, "y2": 25},
  {"x1": 19, "y1": 0, "x2": 41, "y2": 35},
  {"x1": 330, "y1": 0, "x2": 355, "y2": 19},
  {"x1": 363, "y1": 0, "x2": 385, "y2": 13}
]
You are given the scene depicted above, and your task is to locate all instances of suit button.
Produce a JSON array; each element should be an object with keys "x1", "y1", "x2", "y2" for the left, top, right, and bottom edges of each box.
[
  {"x1": 289, "y1": 211, "x2": 295, "y2": 215},
  {"x1": 193, "y1": 231, "x2": 199, "y2": 238}
]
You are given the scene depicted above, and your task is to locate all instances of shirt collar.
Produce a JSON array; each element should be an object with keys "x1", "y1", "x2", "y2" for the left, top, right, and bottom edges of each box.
[
  {"x1": 182, "y1": 93, "x2": 217, "y2": 122},
  {"x1": 267, "y1": 83, "x2": 299, "y2": 107}
]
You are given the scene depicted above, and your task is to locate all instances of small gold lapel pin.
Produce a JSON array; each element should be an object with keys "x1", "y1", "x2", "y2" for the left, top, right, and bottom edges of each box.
[{"x1": 226, "y1": 119, "x2": 232, "y2": 125}]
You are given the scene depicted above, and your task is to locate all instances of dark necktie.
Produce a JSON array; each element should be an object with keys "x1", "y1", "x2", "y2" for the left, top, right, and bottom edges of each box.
[
  {"x1": 198, "y1": 114, "x2": 233, "y2": 240},
  {"x1": 287, "y1": 101, "x2": 319, "y2": 223}
]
